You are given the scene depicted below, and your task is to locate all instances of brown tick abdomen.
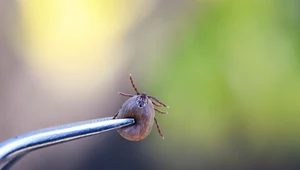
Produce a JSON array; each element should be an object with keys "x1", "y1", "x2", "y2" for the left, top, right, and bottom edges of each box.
[{"x1": 116, "y1": 96, "x2": 155, "y2": 141}]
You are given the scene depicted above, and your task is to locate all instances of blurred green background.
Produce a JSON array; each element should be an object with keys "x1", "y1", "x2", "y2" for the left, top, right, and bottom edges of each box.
[{"x1": 0, "y1": 0, "x2": 300, "y2": 170}]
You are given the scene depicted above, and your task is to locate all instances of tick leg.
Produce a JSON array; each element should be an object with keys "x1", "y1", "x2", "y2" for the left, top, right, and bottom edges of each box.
[
  {"x1": 154, "y1": 117, "x2": 164, "y2": 139},
  {"x1": 148, "y1": 96, "x2": 168, "y2": 108},
  {"x1": 129, "y1": 74, "x2": 140, "y2": 95},
  {"x1": 154, "y1": 108, "x2": 168, "y2": 114},
  {"x1": 152, "y1": 101, "x2": 164, "y2": 107},
  {"x1": 118, "y1": 92, "x2": 134, "y2": 97},
  {"x1": 113, "y1": 111, "x2": 119, "y2": 119}
]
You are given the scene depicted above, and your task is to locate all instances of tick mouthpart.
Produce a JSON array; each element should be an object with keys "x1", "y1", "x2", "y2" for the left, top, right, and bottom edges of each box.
[{"x1": 141, "y1": 92, "x2": 147, "y2": 97}]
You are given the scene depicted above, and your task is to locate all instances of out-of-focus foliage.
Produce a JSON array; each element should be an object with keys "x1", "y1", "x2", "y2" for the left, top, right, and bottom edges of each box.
[{"x1": 154, "y1": 0, "x2": 300, "y2": 168}]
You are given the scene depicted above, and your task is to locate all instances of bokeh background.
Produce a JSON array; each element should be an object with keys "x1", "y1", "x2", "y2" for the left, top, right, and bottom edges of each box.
[{"x1": 1, "y1": 0, "x2": 300, "y2": 170}]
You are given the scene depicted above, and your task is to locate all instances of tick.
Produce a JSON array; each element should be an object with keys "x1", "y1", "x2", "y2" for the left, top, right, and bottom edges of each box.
[{"x1": 113, "y1": 74, "x2": 169, "y2": 141}]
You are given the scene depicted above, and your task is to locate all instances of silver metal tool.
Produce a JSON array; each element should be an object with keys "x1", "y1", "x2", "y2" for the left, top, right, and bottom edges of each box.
[{"x1": 0, "y1": 117, "x2": 135, "y2": 170}]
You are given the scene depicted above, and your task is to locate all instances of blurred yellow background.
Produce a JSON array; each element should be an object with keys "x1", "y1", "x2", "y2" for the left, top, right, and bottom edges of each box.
[
  {"x1": 0, "y1": 0, "x2": 299, "y2": 170},
  {"x1": 19, "y1": 0, "x2": 154, "y2": 98}
]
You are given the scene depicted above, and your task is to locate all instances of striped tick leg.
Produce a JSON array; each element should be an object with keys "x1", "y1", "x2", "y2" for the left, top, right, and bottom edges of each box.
[
  {"x1": 148, "y1": 96, "x2": 168, "y2": 108},
  {"x1": 113, "y1": 111, "x2": 119, "y2": 119},
  {"x1": 129, "y1": 74, "x2": 140, "y2": 95},
  {"x1": 152, "y1": 101, "x2": 164, "y2": 107},
  {"x1": 154, "y1": 117, "x2": 164, "y2": 139},
  {"x1": 118, "y1": 92, "x2": 134, "y2": 98},
  {"x1": 154, "y1": 108, "x2": 168, "y2": 114}
]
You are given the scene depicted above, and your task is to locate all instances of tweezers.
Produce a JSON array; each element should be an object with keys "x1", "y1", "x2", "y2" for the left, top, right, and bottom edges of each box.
[{"x1": 0, "y1": 117, "x2": 135, "y2": 170}]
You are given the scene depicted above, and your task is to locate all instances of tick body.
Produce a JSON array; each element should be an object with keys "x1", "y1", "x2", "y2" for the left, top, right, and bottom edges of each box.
[
  {"x1": 114, "y1": 74, "x2": 168, "y2": 141},
  {"x1": 116, "y1": 96, "x2": 154, "y2": 141}
]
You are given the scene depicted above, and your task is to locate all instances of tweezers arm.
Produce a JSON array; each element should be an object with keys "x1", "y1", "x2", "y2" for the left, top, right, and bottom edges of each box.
[{"x1": 0, "y1": 117, "x2": 135, "y2": 170}]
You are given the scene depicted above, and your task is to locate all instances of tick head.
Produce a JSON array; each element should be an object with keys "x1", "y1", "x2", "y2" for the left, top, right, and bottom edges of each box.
[
  {"x1": 136, "y1": 92, "x2": 148, "y2": 108},
  {"x1": 141, "y1": 92, "x2": 147, "y2": 97}
]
